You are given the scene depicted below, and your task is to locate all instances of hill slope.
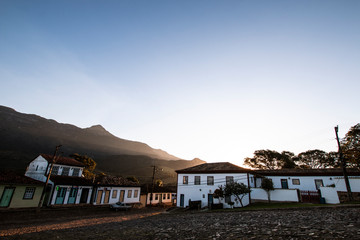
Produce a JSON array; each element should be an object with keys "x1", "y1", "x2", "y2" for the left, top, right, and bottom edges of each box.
[{"x1": 0, "y1": 106, "x2": 205, "y2": 183}]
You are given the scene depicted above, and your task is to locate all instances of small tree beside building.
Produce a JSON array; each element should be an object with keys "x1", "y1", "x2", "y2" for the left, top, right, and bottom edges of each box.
[{"x1": 261, "y1": 178, "x2": 274, "y2": 203}]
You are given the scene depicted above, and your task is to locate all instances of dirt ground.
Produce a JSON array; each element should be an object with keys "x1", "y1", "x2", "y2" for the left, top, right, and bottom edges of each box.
[{"x1": 1, "y1": 205, "x2": 360, "y2": 239}]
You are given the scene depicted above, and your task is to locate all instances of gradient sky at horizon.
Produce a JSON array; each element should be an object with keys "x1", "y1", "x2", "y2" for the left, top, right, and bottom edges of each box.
[{"x1": 1, "y1": 0, "x2": 359, "y2": 165}]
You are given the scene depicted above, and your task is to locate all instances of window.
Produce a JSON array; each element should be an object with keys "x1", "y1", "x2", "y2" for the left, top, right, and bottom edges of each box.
[
  {"x1": 134, "y1": 190, "x2": 138, "y2": 198},
  {"x1": 226, "y1": 176, "x2": 234, "y2": 185},
  {"x1": 155, "y1": 194, "x2": 159, "y2": 200},
  {"x1": 72, "y1": 168, "x2": 80, "y2": 177},
  {"x1": 183, "y1": 176, "x2": 188, "y2": 184},
  {"x1": 292, "y1": 179, "x2": 300, "y2": 185},
  {"x1": 127, "y1": 190, "x2": 132, "y2": 198},
  {"x1": 225, "y1": 195, "x2": 231, "y2": 203},
  {"x1": 62, "y1": 167, "x2": 70, "y2": 176},
  {"x1": 315, "y1": 179, "x2": 324, "y2": 190},
  {"x1": 207, "y1": 176, "x2": 214, "y2": 185},
  {"x1": 112, "y1": 190, "x2": 118, "y2": 198},
  {"x1": 163, "y1": 194, "x2": 166, "y2": 200},
  {"x1": 167, "y1": 193, "x2": 170, "y2": 199},
  {"x1": 194, "y1": 176, "x2": 201, "y2": 185},
  {"x1": 23, "y1": 187, "x2": 35, "y2": 199},
  {"x1": 51, "y1": 166, "x2": 59, "y2": 175}
]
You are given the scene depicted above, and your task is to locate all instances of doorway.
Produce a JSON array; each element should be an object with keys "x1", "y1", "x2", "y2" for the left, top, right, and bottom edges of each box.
[{"x1": 0, "y1": 187, "x2": 15, "y2": 207}]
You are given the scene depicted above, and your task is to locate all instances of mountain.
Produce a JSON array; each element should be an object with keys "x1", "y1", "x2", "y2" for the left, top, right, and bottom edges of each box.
[{"x1": 0, "y1": 106, "x2": 205, "y2": 183}]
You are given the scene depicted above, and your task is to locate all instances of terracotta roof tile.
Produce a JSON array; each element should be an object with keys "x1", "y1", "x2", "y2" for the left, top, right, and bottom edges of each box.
[
  {"x1": 40, "y1": 154, "x2": 85, "y2": 167},
  {"x1": 176, "y1": 162, "x2": 252, "y2": 174},
  {"x1": 0, "y1": 171, "x2": 44, "y2": 185}
]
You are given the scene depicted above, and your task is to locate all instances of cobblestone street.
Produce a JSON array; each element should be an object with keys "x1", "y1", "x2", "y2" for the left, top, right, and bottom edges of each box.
[{"x1": 1, "y1": 206, "x2": 360, "y2": 239}]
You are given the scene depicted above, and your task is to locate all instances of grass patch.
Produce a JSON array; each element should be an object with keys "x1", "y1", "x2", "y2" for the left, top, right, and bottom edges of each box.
[{"x1": 212, "y1": 202, "x2": 326, "y2": 212}]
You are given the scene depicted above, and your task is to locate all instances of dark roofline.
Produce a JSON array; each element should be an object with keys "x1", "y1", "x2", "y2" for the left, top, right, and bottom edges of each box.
[
  {"x1": 40, "y1": 154, "x2": 85, "y2": 167},
  {"x1": 176, "y1": 162, "x2": 253, "y2": 174},
  {"x1": 253, "y1": 169, "x2": 360, "y2": 177}
]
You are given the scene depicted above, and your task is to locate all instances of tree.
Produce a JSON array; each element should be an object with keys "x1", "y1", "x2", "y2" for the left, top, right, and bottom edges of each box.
[
  {"x1": 224, "y1": 182, "x2": 251, "y2": 207},
  {"x1": 70, "y1": 154, "x2": 97, "y2": 180},
  {"x1": 261, "y1": 178, "x2": 274, "y2": 203},
  {"x1": 244, "y1": 150, "x2": 296, "y2": 170},
  {"x1": 126, "y1": 176, "x2": 140, "y2": 184},
  {"x1": 297, "y1": 149, "x2": 334, "y2": 169},
  {"x1": 155, "y1": 179, "x2": 163, "y2": 187},
  {"x1": 342, "y1": 123, "x2": 360, "y2": 169}
]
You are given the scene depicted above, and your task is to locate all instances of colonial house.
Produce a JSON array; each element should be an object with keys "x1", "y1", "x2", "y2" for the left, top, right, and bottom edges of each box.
[
  {"x1": 92, "y1": 176, "x2": 141, "y2": 206},
  {"x1": 0, "y1": 171, "x2": 44, "y2": 208},
  {"x1": 176, "y1": 162, "x2": 360, "y2": 208},
  {"x1": 25, "y1": 154, "x2": 93, "y2": 206},
  {"x1": 252, "y1": 168, "x2": 360, "y2": 203},
  {"x1": 140, "y1": 185, "x2": 176, "y2": 207},
  {"x1": 176, "y1": 162, "x2": 253, "y2": 209}
]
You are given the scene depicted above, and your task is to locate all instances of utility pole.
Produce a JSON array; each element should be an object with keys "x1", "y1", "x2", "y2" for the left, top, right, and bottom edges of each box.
[
  {"x1": 334, "y1": 126, "x2": 353, "y2": 201},
  {"x1": 149, "y1": 165, "x2": 156, "y2": 206},
  {"x1": 37, "y1": 145, "x2": 62, "y2": 212}
]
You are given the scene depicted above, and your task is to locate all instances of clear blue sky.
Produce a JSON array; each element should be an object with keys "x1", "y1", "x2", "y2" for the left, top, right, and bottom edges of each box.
[{"x1": 1, "y1": 0, "x2": 359, "y2": 165}]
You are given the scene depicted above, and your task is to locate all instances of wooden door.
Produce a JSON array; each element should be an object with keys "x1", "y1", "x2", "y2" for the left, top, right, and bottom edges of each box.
[
  {"x1": 68, "y1": 188, "x2": 78, "y2": 204},
  {"x1": 55, "y1": 187, "x2": 66, "y2": 204},
  {"x1": 281, "y1": 179, "x2": 289, "y2": 189},
  {"x1": 96, "y1": 190, "x2": 103, "y2": 204},
  {"x1": 0, "y1": 187, "x2": 15, "y2": 207},
  {"x1": 104, "y1": 190, "x2": 110, "y2": 204},
  {"x1": 119, "y1": 190, "x2": 125, "y2": 202},
  {"x1": 180, "y1": 194, "x2": 184, "y2": 207},
  {"x1": 80, "y1": 188, "x2": 89, "y2": 203}
]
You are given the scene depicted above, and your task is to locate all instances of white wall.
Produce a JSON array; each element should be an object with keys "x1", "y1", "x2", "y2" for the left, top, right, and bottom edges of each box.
[
  {"x1": 177, "y1": 173, "x2": 250, "y2": 208},
  {"x1": 255, "y1": 175, "x2": 336, "y2": 191},
  {"x1": 334, "y1": 177, "x2": 360, "y2": 192},
  {"x1": 319, "y1": 187, "x2": 340, "y2": 204},
  {"x1": 94, "y1": 187, "x2": 141, "y2": 205},
  {"x1": 251, "y1": 188, "x2": 299, "y2": 202},
  {"x1": 50, "y1": 185, "x2": 92, "y2": 205},
  {"x1": 25, "y1": 156, "x2": 48, "y2": 181},
  {"x1": 147, "y1": 192, "x2": 174, "y2": 205}
]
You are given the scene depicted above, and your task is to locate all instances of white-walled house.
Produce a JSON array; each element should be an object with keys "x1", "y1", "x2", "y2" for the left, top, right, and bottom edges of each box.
[
  {"x1": 253, "y1": 168, "x2": 360, "y2": 203},
  {"x1": 25, "y1": 154, "x2": 85, "y2": 181},
  {"x1": 140, "y1": 185, "x2": 176, "y2": 207},
  {"x1": 25, "y1": 154, "x2": 93, "y2": 206},
  {"x1": 176, "y1": 162, "x2": 253, "y2": 209},
  {"x1": 92, "y1": 176, "x2": 141, "y2": 206}
]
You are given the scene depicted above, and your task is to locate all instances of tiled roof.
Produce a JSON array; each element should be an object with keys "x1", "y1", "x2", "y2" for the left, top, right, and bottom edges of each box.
[
  {"x1": 50, "y1": 176, "x2": 94, "y2": 186},
  {"x1": 95, "y1": 175, "x2": 141, "y2": 187},
  {"x1": 176, "y1": 162, "x2": 252, "y2": 174},
  {"x1": 40, "y1": 154, "x2": 85, "y2": 167},
  {"x1": 141, "y1": 185, "x2": 176, "y2": 194},
  {"x1": 0, "y1": 171, "x2": 44, "y2": 185},
  {"x1": 254, "y1": 168, "x2": 360, "y2": 177}
]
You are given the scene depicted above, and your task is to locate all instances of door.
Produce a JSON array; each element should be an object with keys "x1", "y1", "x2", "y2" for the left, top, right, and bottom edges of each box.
[
  {"x1": 208, "y1": 194, "x2": 213, "y2": 208},
  {"x1": 0, "y1": 187, "x2": 15, "y2": 207},
  {"x1": 55, "y1": 187, "x2": 67, "y2": 204},
  {"x1": 180, "y1": 194, "x2": 184, "y2": 207},
  {"x1": 281, "y1": 179, "x2": 289, "y2": 189},
  {"x1": 104, "y1": 190, "x2": 110, "y2": 204},
  {"x1": 119, "y1": 190, "x2": 125, "y2": 202},
  {"x1": 67, "y1": 188, "x2": 78, "y2": 204},
  {"x1": 96, "y1": 190, "x2": 103, "y2": 204},
  {"x1": 80, "y1": 188, "x2": 89, "y2": 203}
]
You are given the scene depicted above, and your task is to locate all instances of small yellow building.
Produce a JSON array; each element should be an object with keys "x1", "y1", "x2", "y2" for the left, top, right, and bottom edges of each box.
[{"x1": 0, "y1": 171, "x2": 44, "y2": 208}]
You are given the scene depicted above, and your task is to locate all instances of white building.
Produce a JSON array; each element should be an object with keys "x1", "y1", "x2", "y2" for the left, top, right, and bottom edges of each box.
[
  {"x1": 176, "y1": 162, "x2": 253, "y2": 209},
  {"x1": 25, "y1": 154, "x2": 92, "y2": 206},
  {"x1": 92, "y1": 176, "x2": 141, "y2": 206}
]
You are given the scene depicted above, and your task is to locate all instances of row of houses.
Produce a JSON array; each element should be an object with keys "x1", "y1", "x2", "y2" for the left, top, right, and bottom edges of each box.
[
  {"x1": 0, "y1": 154, "x2": 174, "y2": 209},
  {"x1": 176, "y1": 162, "x2": 360, "y2": 209},
  {"x1": 2, "y1": 156, "x2": 359, "y2": 209}
]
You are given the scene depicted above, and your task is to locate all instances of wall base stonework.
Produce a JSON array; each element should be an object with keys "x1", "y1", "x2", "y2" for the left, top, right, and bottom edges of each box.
[{"x1": 337, "y1": 191, "x2": 360, "y2": 202}]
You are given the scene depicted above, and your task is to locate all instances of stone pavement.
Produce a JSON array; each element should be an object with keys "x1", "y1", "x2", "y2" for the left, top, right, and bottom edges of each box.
[{"x1": 2, "y1": 206, "x2": 360, "y2": 239}]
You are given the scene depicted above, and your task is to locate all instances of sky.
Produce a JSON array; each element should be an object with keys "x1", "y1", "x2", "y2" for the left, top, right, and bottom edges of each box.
[{"x1": 1, "y1": 0, "x2": 360, "y2": 166}]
